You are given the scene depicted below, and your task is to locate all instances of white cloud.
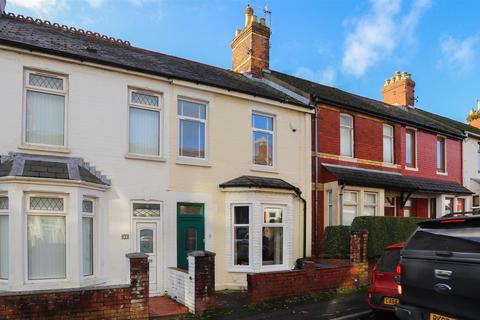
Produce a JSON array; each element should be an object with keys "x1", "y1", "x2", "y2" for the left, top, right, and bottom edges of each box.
[
  {"x1": 437, "y1": 35, "x2": 478, "y2": 72},
  {"x1": 7, "y1": 0, "x2": 66, "y2": 15},
  {"x1": 342, "y1": 0, "x2": 431, "y2": 77},
  {"x1": 84, "y1": 0, "x2": 106, "y2": 8},
  {"x1": 294, "y1": 66, "x2": 337, "y2": 86}
]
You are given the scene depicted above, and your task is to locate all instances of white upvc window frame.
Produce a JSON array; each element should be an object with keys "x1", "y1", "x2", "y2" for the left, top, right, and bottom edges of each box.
[
  {"x1": 383, "y1": 124, "x2": 394, "y2": 163},
  {"x1": 230, "y1": 204, "x2": 252, "y2": 271},
  {"x1": 436, "y1": 135, "x2": 448, "y2": 175},
  {"x1": 25, "y1": 193, "x2": 68, "y2": 283},
  {"x1": 260, "y1": 205, "x2": 286, "y2": 270},
  {"x1": 326, "y1": 190, "x2": 333, "y2": 226},
  {"x1": 127, "y1": 88, "x2": 164, "y2": 159},
  {"x1": 363, "y1": 192, "x2": 378, "y2": 216},
  {"x1": 23, "y1": 69, "x2": 68, "y2": 149},
  {"x1": 81, "y1": 197, "x2": 96, "y2": 278},
  {"x1": 342, "y1": 190, "x2": 358, "y2": 225},
  {"x1": 0, "y1": 194, "x2": 8, "y2": 281},
  {"x1": 177, "y1": 97, "x2": 208, "y2": 161},
  {"x1": 252, "y1": 111, "x2": 276, "y2": 168},
  {"x1": 340, "y1": 114, "x2": 354, "y2": 158},
  {"x1": 405, "y1": 127, "x2": 418, "y2": 170},
  {"x1": 473, "y1": 194, "x2": 480, "y2": 209}
]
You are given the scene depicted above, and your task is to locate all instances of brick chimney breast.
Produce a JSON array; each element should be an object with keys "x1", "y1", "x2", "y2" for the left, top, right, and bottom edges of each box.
[
  {"x1": 231, "y1": 4, "x2": 271, "y2": 78},
  {"x1": 381, "y1": 71, "x2": 416, "y2": 108}
]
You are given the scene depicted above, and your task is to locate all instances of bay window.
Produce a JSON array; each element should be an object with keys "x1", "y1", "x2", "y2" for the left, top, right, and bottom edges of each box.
[
  {"x1": 403, "y1": 199, "x2": 413, "y2": 217},
  {"x1": 406, "y1": 129, "x2": 416, "y2": 167},
  {"x1": 178, "y1": 99, "x2": 207, "y2": 159},
  {"x1": 342, "y1": 191, "x2": 358, "y2": 225},
  {"x1": 437, "y1": 136, "x2": 446, "y2": 173},
  {"x1": 129, "y1": 90, "x2": 162, "y2": 156},
  {"x1": 24, "y1": 71, "x2": 67, "y2": 147},
  {"x1": 364, "y1": 193, "x2": 377, "y2": 216},
  {"x1": 444, "y1": 197, "x2": 454, "y2": 214},
  {"x1": 340, "y1": 114, "x2": 354, "y2": 157},
  {"x1": 232, "y1": 205, "x2": 250, "y2": 266},
  {"x1": 0, "y1": 196, "x2": 8, "y2": 280},
  {"x1": 383, "y1": 124, "x2": 394, "y2": 163},
  {"x1": 456, "y1": 198, "x2": 465, "y2": 213},
  {"x1": 327, "y1": 190, "x2": 333, "y2": 226},
  {"x1": 262, "y1": 207, "x2": 283, "y2": 266},
  {"x1": 252, "y1": 113, "x2": 274, "y2": 166},
  {"x1": 82, "y1": 199, "x2": 94, "y2": 277},
  {"x1": 27, "y1": 196, "x2": 66, "y2": 280}
]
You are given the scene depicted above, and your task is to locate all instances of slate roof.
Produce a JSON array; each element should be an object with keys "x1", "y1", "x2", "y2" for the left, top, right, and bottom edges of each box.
[
  {"x1": 322, "y1": 164, "x2": 417, "y2": 191},
  {"x1": 416, "y1": 108, "x2": 480, "y2": 136},
  {"x1": 0, "y1": 153, "x2": 110, "y2": 186},
  {"x1": 219, "y1": 175, "x2": 299, "y2": 192},
  {"x1": 267, "y1": 71, "x2": 465, "y2": 139},
  {"x1": 0, "y1": 13, "x2": 309, "y2": 109},
  {"x1": 322, "y1": 164, "x2": 472, "y2": 195}
]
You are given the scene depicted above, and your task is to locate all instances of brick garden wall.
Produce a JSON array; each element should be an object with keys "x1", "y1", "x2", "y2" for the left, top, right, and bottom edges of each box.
[
  {"x1": 0, "y1": 253, "x2": 149, "y2": 320},
  {"x1": 248, "y1": 231, "x2": 369, "y2": 304}
]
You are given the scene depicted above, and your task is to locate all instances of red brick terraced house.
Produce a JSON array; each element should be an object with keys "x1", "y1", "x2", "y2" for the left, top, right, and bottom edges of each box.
[{"x1": 229, "y1": 6, "x2": 472, "y2": 255}]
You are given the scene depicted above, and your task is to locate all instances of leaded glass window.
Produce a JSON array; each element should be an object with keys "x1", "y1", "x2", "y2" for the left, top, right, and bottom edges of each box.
[
  {"x1": 133, "y1": 203, "x2": 160, "y2": 217},
  {"x1": 82, "y1": 199, "x2": 93, "y2": 213},
  {"x1": 30, "y1": 197, "x2": 64, "y2": 211},
  {"x1": 29, "y1": 73, "x2": 64, "y2": 91},
  {"x1": 0, "y1": 197, "x2": 8, "y2": 210},
  {"x1": 132, "y1": 92, "x2": 159, "y2": 107}
]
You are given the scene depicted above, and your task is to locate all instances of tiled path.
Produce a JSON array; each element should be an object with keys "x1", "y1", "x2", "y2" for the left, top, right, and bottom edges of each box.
[{"x1": 149, "y1": 296, "x2": 189, "y2": 319}]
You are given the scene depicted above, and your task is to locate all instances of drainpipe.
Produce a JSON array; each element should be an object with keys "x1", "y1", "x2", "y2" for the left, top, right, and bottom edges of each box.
[
  {"x1": 339, "y1": 184, "x2": 345, "y2": 225},
  {"x1": 312, "y1": 95, "x2": 320, "y2": 257},
  {"x1": 294, "y1": 188, "x2": 308, "y2": 259}
]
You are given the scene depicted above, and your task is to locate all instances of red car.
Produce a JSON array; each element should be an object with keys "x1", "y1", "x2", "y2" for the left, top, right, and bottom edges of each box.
[{"x1": 368, "y1": 242, "x2": 404, "y2": 314}]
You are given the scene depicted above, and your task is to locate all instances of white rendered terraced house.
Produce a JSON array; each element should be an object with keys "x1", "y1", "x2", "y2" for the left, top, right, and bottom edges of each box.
[{"x1": 0, "y1": 12, "x2": 312, "y2": 295}]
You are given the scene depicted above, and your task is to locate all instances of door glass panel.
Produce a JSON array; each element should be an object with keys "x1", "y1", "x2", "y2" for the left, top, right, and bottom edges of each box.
[
  {"x1": 179, "y1": 204, "x2": 202, "y2": 215},
  {"x1": 185, "y1": 228, "x2": 197, "y2": 252},
  {"x1": 139, "y1": 229, "x2": 154, "y2": 254}
]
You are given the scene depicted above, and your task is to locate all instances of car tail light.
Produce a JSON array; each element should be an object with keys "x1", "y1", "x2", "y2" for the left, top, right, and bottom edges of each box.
[
  {"x1": 396, "y1": 263, "x2": 403, "y2": 297},
  {"x1": 396, "y1": 264, "x2": 402, "y2": 275}
]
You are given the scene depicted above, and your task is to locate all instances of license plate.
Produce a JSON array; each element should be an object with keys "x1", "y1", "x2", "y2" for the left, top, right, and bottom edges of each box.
[
  {"x1": 429, "y1": 313, "x2": 456, "y2": 320},
  {"x1": 383, "y1": 297, "x2": 399, "y2": 305}
]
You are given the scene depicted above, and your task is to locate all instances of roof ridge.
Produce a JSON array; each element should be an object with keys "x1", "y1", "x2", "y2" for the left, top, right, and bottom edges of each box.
[{"x1": 1, "y1": 11, "x2": 131, "y2": 47}]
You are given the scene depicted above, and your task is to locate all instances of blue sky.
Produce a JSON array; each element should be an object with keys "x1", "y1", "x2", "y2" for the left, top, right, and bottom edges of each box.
[{"x1": 6, "y1": 0, "x2": 480, "y2": 122}]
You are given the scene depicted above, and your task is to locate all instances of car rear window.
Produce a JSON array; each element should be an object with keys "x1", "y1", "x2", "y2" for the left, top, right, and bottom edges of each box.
[
  {"x1": 377, "y1": 249, "x2": 401, "y2": 272},
  {"x1": 406, "y1": 226, "x2": 480, "y2": 253}
]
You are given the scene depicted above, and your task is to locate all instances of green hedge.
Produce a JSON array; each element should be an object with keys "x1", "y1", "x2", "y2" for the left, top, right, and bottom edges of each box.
[
  {"x1": 323, "y1": 225, "x2": 352, "y2": 258},
  {"x1": 351, "y1": 216, "x2": 423, "y2": 258}
]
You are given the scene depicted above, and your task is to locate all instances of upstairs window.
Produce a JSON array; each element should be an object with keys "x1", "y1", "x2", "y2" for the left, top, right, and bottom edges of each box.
[
  {"x1": 383, "y1": 125, "x2": 394, "y2": 163},
  {"x1": 437, "y1": 136, "x2": 446, "y2": 173},
  {"x1": 252, "y1": 113, "x2": 274, "y2": 166},
  {"x1": 25, "y1": 71, "x2": 67, "y2": 147},
  {"x1": 178, "y1": 99, "x2": 207, "y2": 159},
  {"x1": 340, "y1": 114, "x2": 353, "y2": 157},
  {"x1": 0, "y1": 196, "x2": 8, "y2": 280},
  {"x1": 405, "y1": 129, "x2": 416, "y2": 167},
  {"x1": 129, "y1": 90, "x2": 162, "y2": 156}
]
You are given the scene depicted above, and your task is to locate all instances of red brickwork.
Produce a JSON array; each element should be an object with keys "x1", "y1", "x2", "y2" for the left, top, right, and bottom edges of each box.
[
  {"x1": 193, "y1": 251, "x2": 216, "y2": 314},
  {"x1": 247, "y1": 231, "x2": 369, "y2": 304},
  {"x1": 0, "y1": 253, "x2": 149, "y2": 320}
]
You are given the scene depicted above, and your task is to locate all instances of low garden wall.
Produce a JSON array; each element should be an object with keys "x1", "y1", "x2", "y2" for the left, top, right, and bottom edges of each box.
[
  {"x1": 166, "y1": 251, "x2": 216, "y2": 314},
  {"x1": 0, "y1": 253, "x2": 149, "y2": 320},
  {"x1": 247, "y1": 231, "x2": 369, "y2": 303}
]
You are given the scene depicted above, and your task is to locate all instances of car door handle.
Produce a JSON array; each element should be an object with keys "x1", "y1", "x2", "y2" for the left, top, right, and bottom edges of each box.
[{"x1": 434, "y1": 269, "x2": 453, "y2": 280}]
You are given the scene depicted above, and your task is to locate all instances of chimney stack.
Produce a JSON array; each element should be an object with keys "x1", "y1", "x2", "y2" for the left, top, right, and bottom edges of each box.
[
  {"x1": 231, "y1": 4, "x2": 271, "y2": 78},
  {"x1": 467, "y1": 99, "x2": 480, "y2": 128},
  {"x1": 381, "y1": 71, "x2": 415, "y2": 107}
]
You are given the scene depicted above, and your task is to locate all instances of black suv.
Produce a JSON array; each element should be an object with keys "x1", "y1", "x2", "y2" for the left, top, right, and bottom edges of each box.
[{"x1": 395, "y1": 213, "x2": 480, "y2": 320}]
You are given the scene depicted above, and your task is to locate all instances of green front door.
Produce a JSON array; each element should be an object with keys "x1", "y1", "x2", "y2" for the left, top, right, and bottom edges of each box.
[{"x1": 177, "y1": 203, "x2": 205, "y2": 269}]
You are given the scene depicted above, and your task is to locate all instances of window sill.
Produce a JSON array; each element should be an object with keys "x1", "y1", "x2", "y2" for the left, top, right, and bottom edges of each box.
[
  {"x1": 251, "y1": 165, "x2": 278, "y2": 174},
  {"x1": 436, "y1": 171, "x2": 448, "y2": 176},
  {"x1": 405, "y1": 166, "x2": 418, "y2": 172},
  {"x1": 338, "y1": 156, "x2": 357, "y2": 163},
  {"x1": 176, "y1": 158, "x2": 211, "y2": 167},
  {"x1": 125, "y1": 153, "x2": 166, "y2": 162},
  {"x1": 18, "y1": 144, "x2": 70, "y2": 154},
  {"x1": 228, "y1": 267, "x2": 253, "y2": 273},
  {"x1": 382, "y1": 162, "x2": 398, "y2": 168}
]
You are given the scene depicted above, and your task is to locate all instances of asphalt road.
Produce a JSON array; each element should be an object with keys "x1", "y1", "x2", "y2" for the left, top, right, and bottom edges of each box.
[{"x1": 217, "y1": 292, "x2": 397, "y2": 320}]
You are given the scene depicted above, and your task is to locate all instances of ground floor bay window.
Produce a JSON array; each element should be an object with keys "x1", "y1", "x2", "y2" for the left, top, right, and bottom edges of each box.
[
  {"x1": 222, "y1": 187, "x2": 296, "y2": 273},
  {"x1": 0, "y1": 195, "x2": 8, "y2": 280}
]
